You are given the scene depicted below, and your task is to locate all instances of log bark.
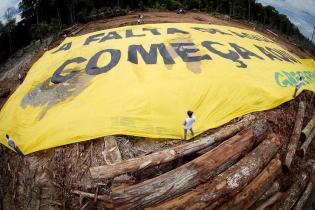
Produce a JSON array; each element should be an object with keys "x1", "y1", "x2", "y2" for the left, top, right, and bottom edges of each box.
[
  {"x1": 110, "y1": 129, "x2": 257, "y2": 210},
  {"x1": 301, "y1": 113, "x2": 315, "y2": 142},
  {"x1": 257, "y1": 181, "x2": 280, "y2": 202},
  {"x1": 272, "y1": 172, "x2": 309, "y2": 210},
  {"x1": 254, "y1": 192, "x2": 283, "y2": 210},
  {"x1": 283, "y1": 101, "x2": 306, "y2": 171},
  {"x1": 151, "y1": 134, "x2": 282, "y2": 210},
  {"x1": 250, "y1": 181, "x2": 280, "y2": 209},
  {"x1": 217, "y1": 158, "x2": 282, "y2": 210},
  {"x1": 72, "y1": 190, "x2": 113, "y2": 209},
  {"x1": 90, "y1": 115, "x2": 256, "y2": 179},
  {"x1": 71, "y1": 190, "x2": 110, "y2": 201},
  {"x1": 293, "y1": 182, "x2": 313, "y2": 210},
  {"x1": 298, "y1": 128, "x2": 315, "y2": 158}
]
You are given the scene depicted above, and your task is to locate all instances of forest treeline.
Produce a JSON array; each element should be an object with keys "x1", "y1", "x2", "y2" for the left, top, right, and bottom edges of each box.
[{"x1": 0, "y1": 0, "x2": 314, "y2": 65}]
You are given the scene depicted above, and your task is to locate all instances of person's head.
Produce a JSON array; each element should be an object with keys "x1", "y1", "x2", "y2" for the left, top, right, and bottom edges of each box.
[
  {"x1": 187, "y1": 110, "x2": 193, "y2": 118},
  {"x1": 299, "y1": 76, "x2": 303, "y2": 81},
  {"x1": 5, "y1": 134, "x2": 9, "y2": 139}
]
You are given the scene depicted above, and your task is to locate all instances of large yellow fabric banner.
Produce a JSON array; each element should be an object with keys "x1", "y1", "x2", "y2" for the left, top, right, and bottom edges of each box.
[{"x1": 1, "y1": 23, "x2": 315, "y2": 154}]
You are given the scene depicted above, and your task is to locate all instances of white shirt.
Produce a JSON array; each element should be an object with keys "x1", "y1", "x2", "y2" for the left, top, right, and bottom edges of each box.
[
  {"x1": 296, "y1": 80, "x2": 303, "y2": 89},
  {"x1": 184, "y1": 116, "x2": 195, "y2": 129}
]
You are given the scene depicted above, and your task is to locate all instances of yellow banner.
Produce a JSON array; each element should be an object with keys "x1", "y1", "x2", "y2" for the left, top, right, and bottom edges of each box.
[{"x1": 1, "y1": 23, "x2": 315, "y2": 154}]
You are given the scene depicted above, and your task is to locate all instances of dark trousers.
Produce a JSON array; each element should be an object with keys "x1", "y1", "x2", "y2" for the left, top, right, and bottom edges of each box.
[
  {"x1": 293, "y1": 86, "x2": 301, "y2": 98},
  {"x1": 13, "y1": 145, "x2": 25, "y2": 157}
]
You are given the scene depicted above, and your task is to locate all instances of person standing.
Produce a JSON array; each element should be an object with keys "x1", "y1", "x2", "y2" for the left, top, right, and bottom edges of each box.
[
  {"x1": 137, "y1": 14, "x2": 144, "y2": 24},
  {"x1": 5, "y1": 134, "x2": 25, "y2": 157},
  {"x1": 137, "y1": 14, "x2": 141, "y2": 24},
  {"x1": 183, "y1": 110, "x2": 195, "y2": 141},
  {"x1": 293, "y1": 77, "x2": 304, "y2": 98},
  {"x1": 18, "y1": 73, "x2": 22, "y2": 83}
]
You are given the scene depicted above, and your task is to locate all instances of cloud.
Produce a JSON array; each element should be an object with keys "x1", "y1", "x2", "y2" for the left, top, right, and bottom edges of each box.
[
  {"x1": 0, "y1": 0, "x2": 21, "y2": 23},
  {"x1": 257, "y1": 0, "x2": 315, "y2": 41}
]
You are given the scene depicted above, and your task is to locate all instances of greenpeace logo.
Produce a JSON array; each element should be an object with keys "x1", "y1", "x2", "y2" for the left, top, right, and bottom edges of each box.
[{"x1": 275, "y1": 70, "x2": 315, "y2": 87}]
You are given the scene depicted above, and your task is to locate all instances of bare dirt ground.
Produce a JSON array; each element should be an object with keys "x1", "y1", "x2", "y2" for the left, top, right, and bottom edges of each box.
[{"x1": 0, "y1": 11, "x2": 315, "y2": 210}]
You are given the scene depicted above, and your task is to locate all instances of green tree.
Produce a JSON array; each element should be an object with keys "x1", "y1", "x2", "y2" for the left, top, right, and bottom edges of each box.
[
  {"x1": 31, "y1": 22, "x2": 51, "y2": 43},
  {"x1": 4, "y1": 7, "x2": 16, "y2": 55}
]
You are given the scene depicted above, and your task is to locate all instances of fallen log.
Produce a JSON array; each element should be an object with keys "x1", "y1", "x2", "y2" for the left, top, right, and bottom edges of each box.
[
  {"x1": 111, "y1": 129, "x2": 258, "y2": 209},
  {"x1": 72, "y1": 190, "x2": 113, "y2": 209},
  {"x1": 196, "y1": 141, "x2": 221, "y2": 155},
  {"x1": 151, "y1": 134, "x2": 282, "y2": 210},
  {"x1": 90, "y1": 115, "x2": 256, "y2": 179},
  {"x1": 272, "y1": 172, "x2": 309, "y2": 210},
  {"x1": 293, "y1": 182, "x2": 313, "y2": 210},
  {"x1": 257, "y1": 181, "x2": 280, "y2": 202},
  {"x1": 94, "y1": 187, "x2": 99, "y2": 202},
  {"x1": 283, "y1": 101, "x2": 306, "y2": 172},
  {"x1": 250, "y1": 181, "x2": 280, "y2": 209},
  {"x1": 254, "y1": 192, "x2": 283, "y2": 210},
  {"x1": 71, "y1": 190, "x2": 110, "y2": 201},
  {"x1": 298, "y1": 128, "x2": 315, "y2": 158},
  {"x1": 301, "y1": 113, "x2": 315, "y2": 142},
  {"x1": 218, "y1": 158, "x2": 282, "y2": 210},
  {"x1": 305, "y1": 159, "x2": 315, "y2": 174}
]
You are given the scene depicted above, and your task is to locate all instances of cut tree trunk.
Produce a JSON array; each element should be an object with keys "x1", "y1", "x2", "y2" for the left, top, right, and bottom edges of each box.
[
  {"x1": 196, "y1": 142, "x2": 221, "y2": 155},
  {"x1": 293, "y1": 182, "x2": 313, "y2": 210},
  {"x1": 151, "y1": 133, "x2": 282, "y2": 210},
  {"x1": 111, "y1": 129, "x2": 258, "y2": 210},
  {"x1": 257, "y1": 181, "x2": 280, "y2": 202},
  {"x1": 272, "y1": 172, "x2": 309, "y2": 210},
  {"x1": 254, "y1": 192, "x2": 283, "y2": 210},
  {"x1": 301, "y1": 113, "x2": 315, "y2": 142},
  {"x1": 250, "y1": 181, "x2": 280, "y2": 209},
  {"x1": 283, "y1": 101, "x2": 306, "y2": 172},
  {"x1": 71, "y1": 190, "x2": 113, "y2": 209},
  {"x1": 217, "y1": 158, "x2": 282, "y2": 210},
  {"x1": 90, "y1": 115, "x2": 256, "y2": 179},
  {"x1": 298, "y1": 128, "x2": 315, "y2": 158},
  {"x1": 71, "y1": 190, "x2": 110, "y2": 201}
]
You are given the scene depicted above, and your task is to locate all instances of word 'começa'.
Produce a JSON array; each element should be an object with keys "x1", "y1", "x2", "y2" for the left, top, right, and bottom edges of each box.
[{"x1": 51, "y1": 41, "x2": 300, "y2": 84}]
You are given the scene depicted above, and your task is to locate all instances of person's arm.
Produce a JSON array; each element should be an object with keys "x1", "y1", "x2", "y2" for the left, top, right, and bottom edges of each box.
[{"x1": 183, "y1": 120, "x2": 186, "y2": 126}]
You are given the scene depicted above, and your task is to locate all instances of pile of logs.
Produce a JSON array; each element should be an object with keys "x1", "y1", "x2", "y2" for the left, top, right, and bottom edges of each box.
[{"x1": 71, "y1": 102, "x2": 315, "y2": 209}]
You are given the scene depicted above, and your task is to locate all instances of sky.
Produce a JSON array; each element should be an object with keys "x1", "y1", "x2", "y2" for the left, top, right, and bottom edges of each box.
[
  {"x1": 0, "y1": 0, "x2": 314, "y2": 41},
  {"x1": 0, "y1": 0, "x2": 21, "y2": 22},
  {"x1": 257, "y1": 0, "x2": 315, "y2": 42}
]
